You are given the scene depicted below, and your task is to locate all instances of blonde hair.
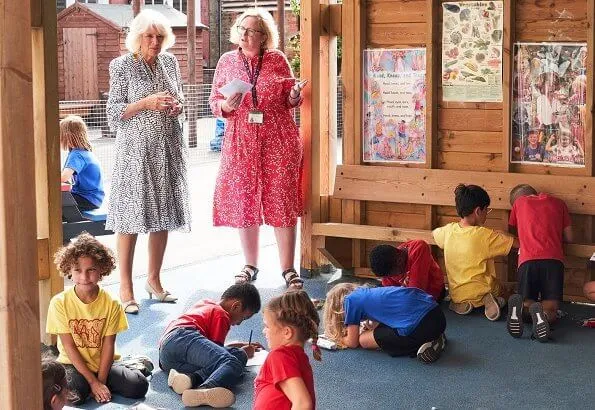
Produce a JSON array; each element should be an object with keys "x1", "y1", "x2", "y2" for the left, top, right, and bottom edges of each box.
[
  {"x1": 509, "y1": 184, "x2": 537, "y2": 206},
  {"x1": 266, "y1": 290, "x2": 322, "y2": 361},
  {"x1": 229, "y1": 8, "x2": 279, "y2": 50},
  {"x1": 323, "y1": 283, "x2": 358, "y2": 345},
  {"x1": 60, "y1": 115, "x2": 92, "y2": 151},
  {"x1": 125, "y1": 9, "x2": 175, "y2": 53}
]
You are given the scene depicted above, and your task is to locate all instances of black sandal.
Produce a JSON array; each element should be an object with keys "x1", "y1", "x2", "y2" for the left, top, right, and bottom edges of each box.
[
  {"x1": 282, "y1": 268, "x2": 304, "y2": 289},
  {"x1": 235, "y1": 265, "x2": 259, "y2": 284}
]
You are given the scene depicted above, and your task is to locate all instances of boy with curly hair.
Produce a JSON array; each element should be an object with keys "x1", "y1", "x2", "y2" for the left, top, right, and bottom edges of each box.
[{"x1": 47, "y1": 233, "x2": 151, "y2": 405}]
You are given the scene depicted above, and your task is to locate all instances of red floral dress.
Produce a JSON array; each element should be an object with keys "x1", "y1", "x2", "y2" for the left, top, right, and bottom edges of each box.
[{"x1": 209, "y1": 49, "x2": 303, "y2": 228}]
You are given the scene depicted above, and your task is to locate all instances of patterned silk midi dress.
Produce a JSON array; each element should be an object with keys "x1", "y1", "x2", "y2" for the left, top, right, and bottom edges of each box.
[
  {"x1": 106, "y1": 52, "x2": 191, "y2": 234},
  {"x1": 209, "y1": 49, "x2": 303, "y2": 228}
]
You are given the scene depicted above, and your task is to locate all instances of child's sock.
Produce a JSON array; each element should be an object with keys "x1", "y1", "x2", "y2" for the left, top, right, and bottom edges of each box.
[{"x1": 182, "y1": 387, "x2": 235, "y2": 408}]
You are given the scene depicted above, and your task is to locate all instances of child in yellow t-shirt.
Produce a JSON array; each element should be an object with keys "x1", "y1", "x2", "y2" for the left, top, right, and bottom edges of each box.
[
  {"x1": 432, "y1": 184, "x2": 518, "y2": 321},
  {"x1": 46, "y1": 233, "x2": 151, "y2": 405}
]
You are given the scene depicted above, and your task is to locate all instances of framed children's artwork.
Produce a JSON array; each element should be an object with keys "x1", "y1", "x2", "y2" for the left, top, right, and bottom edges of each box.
[
  {"x1": 511, "y1": 43, "x2": 587, "y2": 167},
  {"x1": 363, "y1": 48, "x2": 426, "y2": 163},
  {"x1": 441, "y1": 1, "x2": 503, "y2": 102}
]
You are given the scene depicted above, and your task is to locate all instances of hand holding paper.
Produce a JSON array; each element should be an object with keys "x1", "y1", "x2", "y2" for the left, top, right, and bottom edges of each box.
[{"x1": 219, "y1": 79, "x2": 253, "y2": 99}]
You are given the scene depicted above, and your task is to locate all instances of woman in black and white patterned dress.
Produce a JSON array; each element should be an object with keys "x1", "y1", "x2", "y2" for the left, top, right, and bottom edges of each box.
[{"x1": 106, "y1": 9, "x2": 190, "y2": 314}]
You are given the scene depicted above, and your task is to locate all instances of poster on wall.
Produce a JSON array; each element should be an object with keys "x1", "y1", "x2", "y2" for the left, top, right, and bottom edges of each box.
[
  {"x1": 511, "y1": 43, "x2": 587, "y2": 167},
  {"x1": 441, "y1": 1, "x2": 503, "y2": 102},
  {"x1": 363, "y1": 48, "x2": 426, "y2": 163}
]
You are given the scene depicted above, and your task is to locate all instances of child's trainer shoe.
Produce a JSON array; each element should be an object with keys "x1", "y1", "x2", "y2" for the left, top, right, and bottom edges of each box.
[
  {"x1": 506, "y1": 294, "x2": 524, "y2": 338},
  {"x1": 449, "y1": 301, "x2": 472, "y2": 315},
  {"x1": 483, "y1": 293, "x2": 501, "y2": 321},
  {"x1": 182, "y1": 387, "x2": 236, "y2": 408},
  {"x1": 529, "y1": 302, "x2": 550, "y2": 343},
  {"x1": 168, "y1": 369, "x2": 192, "y2": 394},
  {"x1": 417, "y1": 333, "x2": 446, "y2": 363}
]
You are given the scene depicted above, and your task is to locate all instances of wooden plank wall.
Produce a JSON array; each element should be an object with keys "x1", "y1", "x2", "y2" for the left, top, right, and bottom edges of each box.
[{"x1": 335, "y1": 0, "x2": 594, "y2": 300}]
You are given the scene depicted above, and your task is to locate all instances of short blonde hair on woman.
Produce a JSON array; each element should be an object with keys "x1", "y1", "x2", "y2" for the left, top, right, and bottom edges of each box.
[
  {"x1": 125, "y1": 9, "x2": 175, "y2": 53},
  {"x1": 229, "y1": 8, "x2": 279, "y2": 50}
]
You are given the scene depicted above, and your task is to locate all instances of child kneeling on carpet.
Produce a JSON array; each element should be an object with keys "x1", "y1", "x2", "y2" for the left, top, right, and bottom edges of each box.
[
  {"x1": 506, "y1": 184, "x2": 573, "y2": 342},
  {"x1": 159, "y1": 283, "x2": 261, "y2": 408},
  {"x1": 254, "y1": 290, "x2": 321, "y2": 410},
  {"x1": 432, "y1": 184, "x2": 518, "y2": 321},
  {"x1": 323, "y1": 283, "x2": 446, "y2": 363},
  {"x1": 46, "y1": 233, "x2": 151, "y2": 405},
  {"x1": 369, "y1": 240, "x2": 446, "y2": 301}
]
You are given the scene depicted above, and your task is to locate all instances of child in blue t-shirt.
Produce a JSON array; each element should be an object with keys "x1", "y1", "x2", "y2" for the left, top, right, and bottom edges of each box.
[
  {"x1": 323, "y1": 283, "x2": 446, "y2": 363},
  {"x1": 60, "y1": 115, "x2": 104, "y2": 210}
]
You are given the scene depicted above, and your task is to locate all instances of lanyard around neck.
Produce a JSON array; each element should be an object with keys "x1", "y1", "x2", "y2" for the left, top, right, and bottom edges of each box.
[{"x1": 239, "y1": 48, "x2": 264, "y2": 108}]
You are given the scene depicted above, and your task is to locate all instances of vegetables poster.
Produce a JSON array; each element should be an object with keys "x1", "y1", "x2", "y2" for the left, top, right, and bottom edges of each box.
[
  {"x1": 442, "y1": 1, "x2": 503, "y2": 102},
  {"x1": 363, "y1": 48, "x2": 426, "y2": 163}
]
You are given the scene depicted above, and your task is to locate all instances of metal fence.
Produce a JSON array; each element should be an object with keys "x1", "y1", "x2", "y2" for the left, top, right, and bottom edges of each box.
[{"x1": 58, "y1": 76, "x2": 343, "y2": 182}]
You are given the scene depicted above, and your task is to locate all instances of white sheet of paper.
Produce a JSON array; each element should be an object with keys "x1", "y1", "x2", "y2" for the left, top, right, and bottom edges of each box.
[
  {"x1": 218, "y1": 79, "x2": 253, "y2": 98},
  {"x1": 246, "y1": 349, "x2": 269, "y2": 367}
]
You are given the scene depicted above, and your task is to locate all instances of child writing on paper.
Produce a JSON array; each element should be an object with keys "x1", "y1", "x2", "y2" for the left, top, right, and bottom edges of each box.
[
  {"x1": 60, "y1": 115, "x2": 105, "y2": 211},
  {"x1": 254, "y1": 290, "x2": 321, "y2": 410},
  {"x1": 46, "y1": 233, "x2": 150, "y2": 405},
  {"x1": 159, "y1": 283, "x2": 261, "y2": 408},
  {"x1": 433, "y1": 184, "x2": 519, "y2": 321},
  {"x1": 323, "y1": 283, "x2": 446, "y2": 363}
]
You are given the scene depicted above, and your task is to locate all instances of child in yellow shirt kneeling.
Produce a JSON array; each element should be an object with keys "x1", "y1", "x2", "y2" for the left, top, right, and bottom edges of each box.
[{"x1": 432, "y1": 184, "x2": 518, "y2": 321}]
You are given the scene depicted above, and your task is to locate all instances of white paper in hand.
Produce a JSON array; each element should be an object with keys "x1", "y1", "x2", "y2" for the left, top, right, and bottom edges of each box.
[
  {"x1": 246, "y1": 349, "x2": 269, "y2": 367},
  {"x1": 219, "y1": 79, "x2": 253, "y2": 98}
]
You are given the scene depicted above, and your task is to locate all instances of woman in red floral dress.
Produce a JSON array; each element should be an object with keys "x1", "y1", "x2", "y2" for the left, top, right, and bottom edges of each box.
[{"x1": 209, "y1": 9, "x2": 306, "y2": 288}]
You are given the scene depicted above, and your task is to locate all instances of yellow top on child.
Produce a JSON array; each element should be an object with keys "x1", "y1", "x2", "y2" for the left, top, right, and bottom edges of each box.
[
  {"x1": 47, "y1": 287, "x2": 127, "y2": 372},
  {"x1": 433, "y1": 222, "x2": 513, "y2": 306}
]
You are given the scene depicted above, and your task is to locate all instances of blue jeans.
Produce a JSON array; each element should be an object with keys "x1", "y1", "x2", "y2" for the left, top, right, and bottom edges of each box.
[{"x1": 159, "y1": 327, "x2": 247, "y2": 389}]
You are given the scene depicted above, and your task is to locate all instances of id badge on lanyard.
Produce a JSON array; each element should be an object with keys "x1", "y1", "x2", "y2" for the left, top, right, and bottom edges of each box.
[{"x1": 241, "y1": 49, "x2": 264, "y2": 125}]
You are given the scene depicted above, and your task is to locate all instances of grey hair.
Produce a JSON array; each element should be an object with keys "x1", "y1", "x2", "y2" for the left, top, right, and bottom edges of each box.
[
  {"x1": 229, "y1": 8, "x2": 279, "y2": 50},
  {"x1": 125, "y1": 9, "x2": 175, "y2": 53}
]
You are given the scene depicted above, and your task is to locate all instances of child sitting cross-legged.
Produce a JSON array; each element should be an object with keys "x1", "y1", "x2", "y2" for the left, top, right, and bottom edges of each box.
[
  {"x1": 369, "y1": 240, "x2": 446, "y2": 301},
  {"x1": 159, "y1": 283, "x2": 261, "y2": 408},
  {"x1": 254, "y1": 290, "x2": 321, "y2": 410},
  {"x1": 46, "y1": 233, "x2": 151, "y2": 405},
  {"x1": 323, "y1": 283, "x2": 446, "y2": 363},
  {"x1": 506, "y1": 184, "x2": 573, "y2": 342},
  {"x1": 432, "y1": 184, "x2": 519, "y2": 321}
]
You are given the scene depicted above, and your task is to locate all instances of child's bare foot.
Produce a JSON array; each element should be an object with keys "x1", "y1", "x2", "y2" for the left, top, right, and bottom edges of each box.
[
  {"x1": 182, "y1": 387, "x2": 235, "y2": 408},
  {"x1": 168, "y1": 369, "x2": 192, "y2": 394}
]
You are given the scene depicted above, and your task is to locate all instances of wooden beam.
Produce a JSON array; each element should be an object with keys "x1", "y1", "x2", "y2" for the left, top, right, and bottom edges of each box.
[
  {"x1": 334, "y1": 164, "x2": 595, "y2": 215},
  {"x1": 277, "y1": 0, "x2": 285, "y2": 52},
  {"x1": 502, "y1": 0, "x2": 513, "y2": 174},
  {"x1": 327, "y1": 4, "x2": 342, "y2": 36},
  {"x1": 0, "y1": 0, "x2": 43, "y2": 407},
  {"x1": 32, "y1": 0, "x2": 62, "y2": 344},
  {"x1": 313, "y1": 223, "x2": 595, "y2": 259},
  {"x1": 299, "y1": 0, "x2": 322, "y2": 271}
]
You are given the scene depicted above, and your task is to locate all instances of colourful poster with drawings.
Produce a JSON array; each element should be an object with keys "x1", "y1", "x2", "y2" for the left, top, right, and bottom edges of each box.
[
  {"x1": 442, "y1": 1, "x2": 503, "y2": 102},
  {"x1": 363, "y1": 48, "x2": 426, "y2": 163},
  {"x1": 511, "y1": 43, "x2": 586, "y2": 167}
]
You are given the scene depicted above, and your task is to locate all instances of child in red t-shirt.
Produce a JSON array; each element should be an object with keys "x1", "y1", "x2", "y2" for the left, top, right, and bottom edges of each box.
[
  {"x1": 507, "y1": 184, "x2": 573, "y2": 342},
  {"x1": 369, "y1": 241, "x2": 446, "y2": 301},
  {"x1": 159, "y1": 283, "x2": 262, "y2": 408},
  {"x1": 254, "y1": 290, "x2": 321, "y2": 410}
]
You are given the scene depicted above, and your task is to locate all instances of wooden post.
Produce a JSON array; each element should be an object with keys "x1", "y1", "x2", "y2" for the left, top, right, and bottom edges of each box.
[
  {"x1": 277, "y1": 0, "x2": 285, "y2": 52},
  {"x1": 0, "y1": 0, "x2": 43, "y2": 407},
  {"x1": 132, "y1": 0, "x2": 141, "y2": 17},
  {"x1": 32, "y1": 0, "x2": 63, "y2": 344},
  {"x1": 187, "y1": 0, "x2": 198, "y2": 148},
  {"x1": 299, "y1": 0, "x2": 322, "y2": 274}
]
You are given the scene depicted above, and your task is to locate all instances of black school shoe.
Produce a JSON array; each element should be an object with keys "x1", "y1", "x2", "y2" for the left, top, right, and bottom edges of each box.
[
  {"x1": 507, "y1": 294, "x2": 524, "y2": 338},
  {"x1": 417, "y1": 333, "x2": 447, "y2": 364},
  {"x1": 529, "y1": 302, "x2": 551, "y2": 343}
]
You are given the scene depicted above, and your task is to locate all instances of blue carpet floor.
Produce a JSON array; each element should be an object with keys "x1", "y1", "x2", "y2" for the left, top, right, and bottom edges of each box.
[{"x1": 77, "y1": 247, "x2": 595, "y2": 410}]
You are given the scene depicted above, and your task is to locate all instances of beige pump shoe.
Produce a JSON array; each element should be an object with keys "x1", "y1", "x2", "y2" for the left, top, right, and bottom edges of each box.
[{"x1": 144, "y1": 282, "x2": 178, "y2": 303}]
